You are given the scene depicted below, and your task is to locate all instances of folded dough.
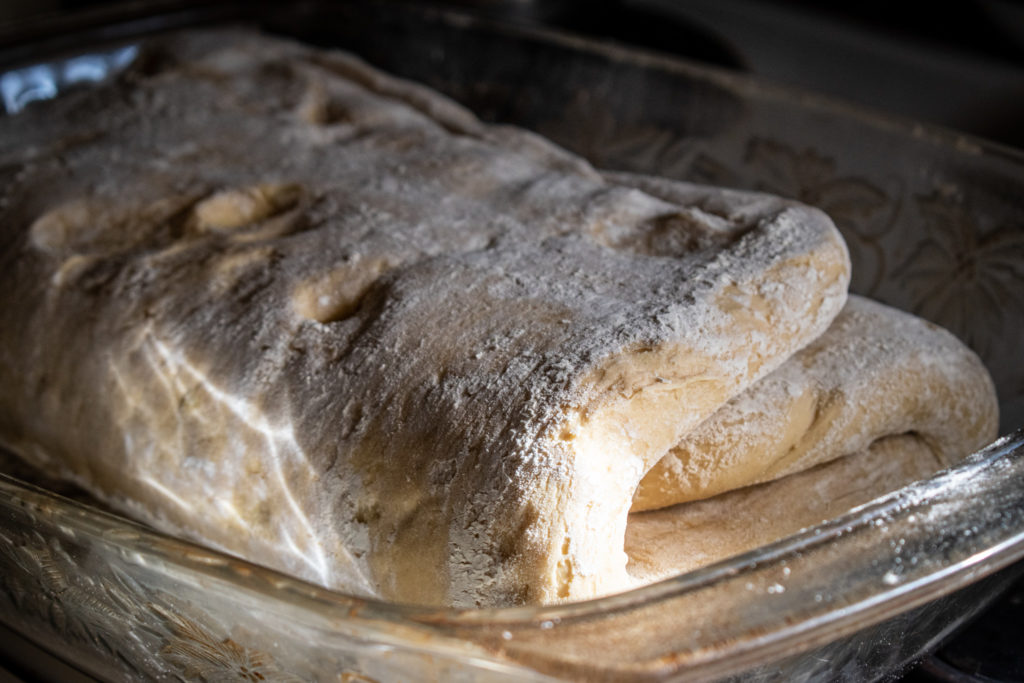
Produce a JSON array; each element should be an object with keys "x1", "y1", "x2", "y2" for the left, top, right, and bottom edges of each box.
[
  {"x1": 0, "y1": 30, "x2": 850, "y2": 606},
  {"x1": 627, "y1": 434, "x2": 941, "y2": 583},
  {"x1": 1, "y1": 30, "x2": 998, "y2": 608},
  {"x1": 625, "y1": 296, "x2": 998, "y2": 581},
  {"x1": 633, "y1": 295, "x2": 999, "y2": 511}
]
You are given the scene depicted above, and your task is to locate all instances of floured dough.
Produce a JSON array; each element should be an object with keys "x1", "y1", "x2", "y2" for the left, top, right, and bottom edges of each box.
[
  {"x1": 0, "y1": 29, "x2": 850, "y2": 606},
  {"x1": 625, "y1": 295, "x2": 998, "y2": 582},
  {"x1": 626, "y1": 434, "x2": 941, "y2": 583},
  {"x1": 633, "y1": 295, "x2": 999, "y2": 511}
]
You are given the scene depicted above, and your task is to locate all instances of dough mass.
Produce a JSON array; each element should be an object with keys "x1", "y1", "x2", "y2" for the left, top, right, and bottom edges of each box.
[{"x1": 0, "y1": 30, "x2": 997, "y2": 607}]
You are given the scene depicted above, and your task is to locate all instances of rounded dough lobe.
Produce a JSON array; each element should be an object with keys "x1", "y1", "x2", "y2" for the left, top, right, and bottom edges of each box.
[
  {"x1": 633, "y1": 295, "x2": 999, "y2": 512},
  {"x1": 626, "y1": 434, "x2": 944, "y2": 583}
]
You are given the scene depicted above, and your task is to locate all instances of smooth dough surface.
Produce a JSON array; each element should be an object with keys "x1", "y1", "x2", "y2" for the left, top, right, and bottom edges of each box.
[{"x1": 0, "y1": 29, "x2": 851, "y2": 606}]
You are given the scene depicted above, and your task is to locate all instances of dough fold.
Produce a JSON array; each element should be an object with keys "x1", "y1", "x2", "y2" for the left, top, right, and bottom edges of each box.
[
  {"x1": 625, "y1": 297, "x2": 998, "y2": 580},
  {"x1": 633, "y1": 295, "x2": 999, "y2": 512}
]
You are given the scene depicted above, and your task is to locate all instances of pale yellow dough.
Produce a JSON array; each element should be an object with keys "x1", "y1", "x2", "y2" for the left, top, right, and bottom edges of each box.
[
  {"x1": 0, "y1": 29, "x2": 996, "y2": 609},
  {"x1": 626, "y1": 434, "x2": 940, "y2": 583},
  {"x1": 633, "y1": 295, "x2": 999, "y2": 511},
  {"x1": 624, "y1": 295, "x2": 998, "y2": 581}
]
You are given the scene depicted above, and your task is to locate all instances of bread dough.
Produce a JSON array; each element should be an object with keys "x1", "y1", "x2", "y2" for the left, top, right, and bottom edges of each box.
[
  {"x1": 625, "y1": 295, "x2": 998, "y2": 581},
  {"x1": 626, "y1": 434, "x2": 941, "y2": 583},
  {"x1": 0, "y1": 30, "x2": 850, "y2": 606},
  {"x1": 633, "y1": 295, "x2": 999, "y2": 511},
  {"x1": 0, "y1": 29, "x2": 999, "y2": 608}
]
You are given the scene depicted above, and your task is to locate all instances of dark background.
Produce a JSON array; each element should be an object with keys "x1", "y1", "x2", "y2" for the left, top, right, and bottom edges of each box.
[{"x1": 14, "y1": 0, "x2": 1024, "y2": 148}]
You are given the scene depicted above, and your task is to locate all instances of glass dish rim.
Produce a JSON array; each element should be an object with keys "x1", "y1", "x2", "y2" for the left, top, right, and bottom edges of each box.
[{"x1": 5, "y1": 430, "x2": 1024, "y2": 628}]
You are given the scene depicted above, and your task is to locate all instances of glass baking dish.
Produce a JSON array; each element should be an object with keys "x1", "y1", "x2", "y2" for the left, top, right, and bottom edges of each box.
[{"x1": 2, "y1": 2, "x2": 1024, "y2": 680}]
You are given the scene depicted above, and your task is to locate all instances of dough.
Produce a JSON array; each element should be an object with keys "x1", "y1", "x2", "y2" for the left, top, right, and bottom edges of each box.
[
  {"x1": 625, "y1": 296, "x2": 998, "y2": 581},
  {"x1": 626, "y1": 434, "x2": 941, "y2": 583},
  {"x1": 0, "y1": 29, "x2": 1001, "y2": 608},
  {"x1": 633, "y1": 295, "x2": 999, "y2": 511},
  {"x1": 0, "y1": 29, "x2": 850, "y2": 606}
]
